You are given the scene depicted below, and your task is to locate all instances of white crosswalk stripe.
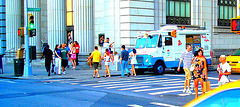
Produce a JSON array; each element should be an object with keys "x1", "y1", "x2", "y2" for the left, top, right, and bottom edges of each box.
[{"x1": 79, "y1": 75, "x2": 226, "y2": 97}]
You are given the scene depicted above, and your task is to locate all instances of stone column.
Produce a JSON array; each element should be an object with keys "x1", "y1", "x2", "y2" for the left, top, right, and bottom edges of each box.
[
  {"x1": 28, "y1": 0, "x2": 41, "y2": 51},
  {"x1": 47, "y1": 0, "x2": 66, "y2": 50},
  {"x1": 0, "y1": 0, "x2": 6, "y2": 55},
  {"x1": 73, "y1": 0, "x2": 93, "y2": 54},
  {"x1": 5, "y1": 0, "x2": 21, "y2": 51}
]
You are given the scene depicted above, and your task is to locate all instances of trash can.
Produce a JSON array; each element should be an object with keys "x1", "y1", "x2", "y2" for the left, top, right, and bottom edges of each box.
[{"x1": 14, "y1": 58, "x2": 24, "y2": 76}]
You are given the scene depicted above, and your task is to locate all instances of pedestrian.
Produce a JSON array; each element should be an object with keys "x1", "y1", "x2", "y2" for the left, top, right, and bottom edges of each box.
[
  {"x1": 60, "y1": 44, "x2": 70, "y2": 74},
  {"x1": 65, "y1": 43, "x2": 71, "y2": 68},
  {"x1": 54, "y1": 44, "x2": 62, "y2": 75},
  {"x1": 40, "y1": 45, "x2": 53, "y2": 76},
  {"x1": 192, "y1": 49, "x2": 208, "y2": 98},
  {"x1": 177, "y1": 44, "x2": 193, "y2": 94},
  {"x1": 88, "y1": 46, "x2": 101, "y2": 78},
  {"x1": 103, "y1": 49, "x2": 114, "y2": 78},
  {"x1": 70, "y1": 43, "x2": 76, "y2": 69},
  {"x1": 120, "y1": 45, "x2": 130, "y2": 77},
  {"x1": 87, "y1": 53, "x2": 92, "y2": 68},
  {"x1": 129, "y1": 48, "x2": 137, "y2": 77},
  {"x1": 103, "y1": 37, "x2": 114, "y2": 51},
  {"x1": 217, "y1": 55, "x2": 231, "y2": 86},
  {"x1": 74, "y1": 41, "x2": 80, "y2": 65}
]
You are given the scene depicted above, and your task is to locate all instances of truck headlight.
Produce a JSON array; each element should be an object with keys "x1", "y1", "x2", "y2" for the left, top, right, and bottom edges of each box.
[{"x1": 146, "y1": 58, "x2": 148, "y2": 63}]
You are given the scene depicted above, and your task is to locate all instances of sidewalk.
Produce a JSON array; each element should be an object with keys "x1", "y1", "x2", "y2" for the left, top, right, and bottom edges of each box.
[{"x1": 0, "y1": 62, "x2": 122, "y2": 80}]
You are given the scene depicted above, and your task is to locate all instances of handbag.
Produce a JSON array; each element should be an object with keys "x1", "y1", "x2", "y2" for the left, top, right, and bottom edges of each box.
[
  {"x1": 203, "y1": 81, "x2": 211, "y2": 92},
  {"x1": 190, "y1": 64, "x2": 195, "y2": 71}
]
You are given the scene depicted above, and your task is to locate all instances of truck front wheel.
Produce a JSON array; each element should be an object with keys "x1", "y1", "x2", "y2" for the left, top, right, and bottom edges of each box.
[{"x1": 153, "y1": 62, "x2": 165, "y2": 75}]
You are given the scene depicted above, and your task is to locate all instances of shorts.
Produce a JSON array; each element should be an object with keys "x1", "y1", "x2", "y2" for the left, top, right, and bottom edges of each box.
[
  {"x1": 71, "y1": 54, "x2": 76, "y2": 60},
  {"x1": 105, "y1": 62, "x2": 110, "y2": 65},
  {"x1": 93, "y1": 62, "x2": 99, "y2": 70},
  {"x1": 61, "y1": 59, "x2": 68, "y2": 68},
  {"x1": 184, "y1": 68, "x2": 191, "y2": 80}
]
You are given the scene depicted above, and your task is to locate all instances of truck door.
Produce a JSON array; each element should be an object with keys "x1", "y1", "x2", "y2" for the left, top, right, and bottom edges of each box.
[{"x1": 163, "y1": 35, "x2": 174, "y2": 62}]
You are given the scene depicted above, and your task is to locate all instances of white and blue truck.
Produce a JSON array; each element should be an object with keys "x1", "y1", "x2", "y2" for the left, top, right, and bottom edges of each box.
[{"x1": 132, "y1": 25, "x2": 212, "y2": 74}]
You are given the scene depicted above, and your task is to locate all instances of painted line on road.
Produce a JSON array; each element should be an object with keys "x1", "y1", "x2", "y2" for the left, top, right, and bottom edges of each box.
[
  {"x1": 165, "y1": 74, "x2": 238, "y2": 81},
  {"x1": 107, "y1": 80, "x2": 185, "y2": 90},
  {"x1": 119, "y1": 86, "x2": 151, "y2": 91},
  {"x1": 104, "y1": 79, "x2": 181, "y2": 89},
  {"x1": 149, "y1": 89, "x2": 183, "y2": 95},
  {"x1": 82, "y1": 78, "x2": 168, "y2": 87},
  {"x1": 150, "y1": 102, "x2": 179, "y2": 107},
  {"x1": 134, "y1": 85, "x2": 185, "y2": 92},
  {"x1": 98, "y1": 76, "x2": 159, "y2": 82}
]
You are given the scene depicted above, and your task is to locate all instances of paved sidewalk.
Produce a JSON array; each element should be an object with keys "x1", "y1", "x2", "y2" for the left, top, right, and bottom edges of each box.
[{"x1": 0, "y1": 62, "x2": 122, "y2": 80}]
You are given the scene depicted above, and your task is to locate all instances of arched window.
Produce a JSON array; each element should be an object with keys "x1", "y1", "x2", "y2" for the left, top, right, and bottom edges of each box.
[{"x1": 166, "y1": 0, "x2": 191, "y2": 25}]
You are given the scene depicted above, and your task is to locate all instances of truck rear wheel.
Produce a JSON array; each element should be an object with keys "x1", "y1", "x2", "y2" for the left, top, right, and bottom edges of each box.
[{"x1": 153, "y1": 62, "x2": 165, "y2": 75}]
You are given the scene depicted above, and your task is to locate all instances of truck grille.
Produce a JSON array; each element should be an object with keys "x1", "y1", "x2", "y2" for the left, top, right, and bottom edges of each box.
[{"x1": 136, "y1": 57, "x2": 143, "y2": 64}]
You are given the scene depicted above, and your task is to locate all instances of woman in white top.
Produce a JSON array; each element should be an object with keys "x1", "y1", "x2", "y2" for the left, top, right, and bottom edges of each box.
[
  {"x1": 129, "y1": 49, "x2": 137, "y2": 76},
  {"x1": 103, "y1": 49, "x2": 114, "y2": 77}
]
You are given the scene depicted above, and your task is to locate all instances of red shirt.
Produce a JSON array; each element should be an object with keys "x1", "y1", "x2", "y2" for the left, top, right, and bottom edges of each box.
[{"x1": 75, "y1": 44, "x2": 80, "y2": 53}]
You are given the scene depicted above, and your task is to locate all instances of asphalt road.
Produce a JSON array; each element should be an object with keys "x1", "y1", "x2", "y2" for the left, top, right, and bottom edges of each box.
[{"x1": 0, "y1": 70, "x2": 239, "y2": 107}]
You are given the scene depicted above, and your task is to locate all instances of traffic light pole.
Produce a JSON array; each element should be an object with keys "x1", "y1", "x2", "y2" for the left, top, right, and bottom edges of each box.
[{"x1": 23, "y1": 0, "x2": 32, "y2": 77}]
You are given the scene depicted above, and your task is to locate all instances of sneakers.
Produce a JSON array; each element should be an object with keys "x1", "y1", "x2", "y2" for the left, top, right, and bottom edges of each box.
[
  {"x1": 127, "y1": 73, "x2": 131, "y2": 77},
  {"x1": 63, "y1": 72, "x2": 66, "y2": 75},
  {"x1": 183, "y1": 89, "x2": 187, "y2": 93},
  {"x1": 187, "y1": 89, "x2": 192, "y2": 94}
]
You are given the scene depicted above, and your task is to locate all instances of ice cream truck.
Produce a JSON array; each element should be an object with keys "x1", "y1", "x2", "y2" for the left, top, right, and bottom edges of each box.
[{"x1": 133, "y1": 25, "x2": 212, "y2": 74}]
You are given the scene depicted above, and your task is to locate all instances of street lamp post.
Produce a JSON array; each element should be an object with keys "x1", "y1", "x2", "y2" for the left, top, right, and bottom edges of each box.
[{"x1": 23, "y1": 0, "x2": 32, "y2": 76}]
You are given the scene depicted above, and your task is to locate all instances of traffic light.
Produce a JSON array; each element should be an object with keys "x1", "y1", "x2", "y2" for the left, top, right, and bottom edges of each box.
[
  {"x1": 18, "y1": 27, "x2": 24, "y2": 37},
  {"x1": 29, "y1": 15, "x2": 34, "y2": 29},
  {"x1": 231, "y1": 18, "x2": 240, "y2": 32}
]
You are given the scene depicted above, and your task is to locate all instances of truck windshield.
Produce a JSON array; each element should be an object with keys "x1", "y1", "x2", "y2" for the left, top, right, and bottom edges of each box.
[
  {"x1": 232, "y1": 49, "x2": 240, "y2": 56},
  {"x1": 135, "y1": 38, "x2": 147, "y2": 48},
  {"x1": 146, "y1": 35, "x2": 158, "y2": 48}
]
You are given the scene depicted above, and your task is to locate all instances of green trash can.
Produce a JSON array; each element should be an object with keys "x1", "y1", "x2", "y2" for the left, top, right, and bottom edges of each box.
[{"x1": 14, "y1": 58, "x2": 24, "y2": 76}]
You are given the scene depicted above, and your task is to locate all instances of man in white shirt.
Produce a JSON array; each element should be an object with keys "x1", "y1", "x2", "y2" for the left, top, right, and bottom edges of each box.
[
  {"x1": 217, "y1": 55, "x2": 231, "y2": 86},
  {"x1": 103, "y1": 37, "x2": 114, "y2": 51}
]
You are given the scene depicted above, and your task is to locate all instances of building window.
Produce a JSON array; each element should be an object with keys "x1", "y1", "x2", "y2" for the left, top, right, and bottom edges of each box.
[
  {"x1": 66, "y1": 0, "x2": 74, "y2": 26},
  {"x1": 166, "y1": 0, "x2": 191, "y2": 25},
  {"x1": 218, "y1": 0, "x2": 236, "y2": 26}
]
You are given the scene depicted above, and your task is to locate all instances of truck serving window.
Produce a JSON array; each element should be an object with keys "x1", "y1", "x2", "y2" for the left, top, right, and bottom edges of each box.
[
  {"x1": 165, "y1": 37, "x2": 172, "y2": 46},
  {"x1": 146, "y1": 35, "x2": 158, "y2": 48},
  {"x1": 135, "y1": 38, "x2": 147, "y2": 48}
]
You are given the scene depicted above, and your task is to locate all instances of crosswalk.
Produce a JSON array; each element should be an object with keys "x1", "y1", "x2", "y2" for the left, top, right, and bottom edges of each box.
[{"x1": 78, "y1": 74, "x2": 223, "y2": 97}]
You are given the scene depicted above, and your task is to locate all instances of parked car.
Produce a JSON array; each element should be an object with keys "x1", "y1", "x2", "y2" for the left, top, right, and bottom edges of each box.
[
  {"x1": 226, "y1": 48, "x2": 240, "y2": 73},
  {"x1": 184, "y1": 80, "x2": 240, "y2": 107}
]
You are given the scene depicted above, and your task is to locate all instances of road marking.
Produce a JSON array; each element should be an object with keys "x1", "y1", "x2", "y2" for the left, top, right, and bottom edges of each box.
[
  {"x1": 134, "y1": 85, "x2": 184, "y2": 92},
  {"x1": 165, "y1": 74, "x2": 238, "y2": 81},
  {"x1": 105, "y1": 80, "x2": 185, "y2": 89},
  {"x1": 83, "y1": 77, "x2": 169, "y2": 86},
  {"x1": 150, "y1": 102, "x2": 179, "y2": 107},
  {"x1": 98, "y1": 76, "x2": 159, "y2": 82},
  {"x1": 149, "y1": 89, "x2": 183, "y2": 95},
  {"x1": 103, "y1": 79, "x2": 181, "y2": 89},
  {"x1": 119, "y1": 86, "x2": 151, "y2": 91},
  {"x1": 0, "y1": 80, "x2": 16, "y2": 83},
  {"x1": 128, "y1": 104, "x2": 144, "y2": 107},
  {"x1": 70, "y1": 83, "x2": 79, "y2": 85}
]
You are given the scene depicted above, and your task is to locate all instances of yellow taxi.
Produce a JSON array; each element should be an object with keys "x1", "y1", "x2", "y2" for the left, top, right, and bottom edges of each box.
[
  {"x1": 184, "y1": 80, "x2": 240, "y2": 107},
  {"x1": 226, "y1": 48, "x2": 240, "y2": 73}
]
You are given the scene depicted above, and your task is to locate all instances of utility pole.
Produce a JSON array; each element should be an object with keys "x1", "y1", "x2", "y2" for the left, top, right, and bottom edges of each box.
[{"x1": 23, "y1": 0, "x2": 32, "y2": 76}]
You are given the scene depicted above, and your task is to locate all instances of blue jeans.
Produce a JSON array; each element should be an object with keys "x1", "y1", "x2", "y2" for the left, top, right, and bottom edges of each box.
[{"x1": 121, "y1": 60, "x2": 129, "y2": 77}]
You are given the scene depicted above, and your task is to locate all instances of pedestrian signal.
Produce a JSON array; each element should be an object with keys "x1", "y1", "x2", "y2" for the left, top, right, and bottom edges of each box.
[
  {"x1": 29, "y1": 15, "x2": 34, "y2": 29},
  {"x1": 18, "y1": 27, "x2": 24, "y2": 37},
  {"x1": 231, "y1": 18, "x2": 240, "y2": 32}
]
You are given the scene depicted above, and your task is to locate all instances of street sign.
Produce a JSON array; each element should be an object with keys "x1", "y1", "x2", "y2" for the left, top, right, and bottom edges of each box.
[
  {"x1": 28, "y1": 8, "x2": 41, "y2": 12},
  {"x1": 29, "y1": 29, "x2": 36, "y2": 37}
]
